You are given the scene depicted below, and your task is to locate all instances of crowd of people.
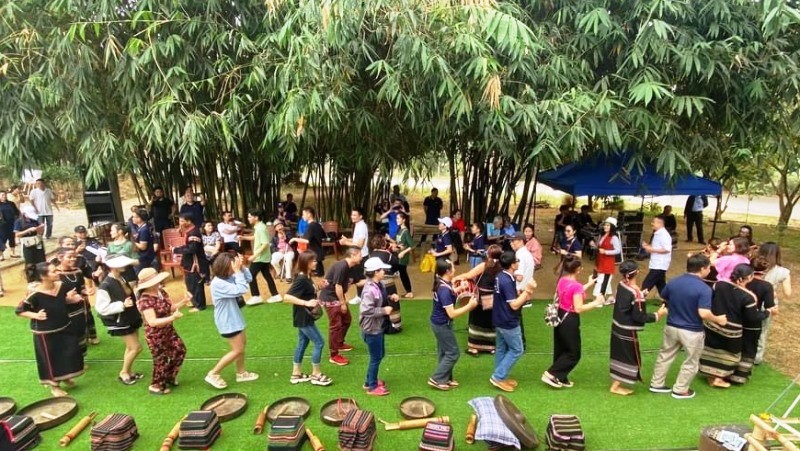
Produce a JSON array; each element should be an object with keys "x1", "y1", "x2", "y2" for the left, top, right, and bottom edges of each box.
[{"x1": 6, "y1": 183, "x2": 792, "y2": 402}]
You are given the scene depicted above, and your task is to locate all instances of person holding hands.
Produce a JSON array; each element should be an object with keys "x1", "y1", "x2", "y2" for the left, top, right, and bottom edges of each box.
[
  {"x1": 428, "y1": 259, "x2": 479, "y2": 391},
  {"x1": 359, "y1": 257, "x2": 397, "y2": 396}
]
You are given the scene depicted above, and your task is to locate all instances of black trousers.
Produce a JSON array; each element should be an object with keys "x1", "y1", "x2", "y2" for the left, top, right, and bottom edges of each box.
[
  {"x1": 249, "y1": 261, "x2": 278, "y2": 297},
  {"x1": 185, "y1": 272, "x2": 207, "y2": 310},
  {"x1": 686, "y1": 211, "x2": 704, "y2": 243},
  {"x1": 397, "y1": 264, "x2": 412, "y2": 293},
  {"x1": 642, "y1": 269, "x2": 667, "y2": 294},
  {"x1": 548, "y1": 312, "x2": 581, "y2": 382}
]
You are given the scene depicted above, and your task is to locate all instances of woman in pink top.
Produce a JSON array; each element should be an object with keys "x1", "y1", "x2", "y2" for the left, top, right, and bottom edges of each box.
[
  {"x1": 542, "y1": 255, "x2": 604, "y2": 389},
  {"x1": 712, "y1": 237, "x2": 751, "y2": 282},
  {"x1": 522, "y1": 223, "x2": 543, "y2": 267}
]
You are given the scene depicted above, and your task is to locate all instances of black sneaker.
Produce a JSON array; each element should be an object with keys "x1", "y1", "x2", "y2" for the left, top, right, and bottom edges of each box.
[
  {"x1": 671, "y1": 389, "x2": 696, "y2": 399},
  {"x1": 649, "y1": 385, "x2": 671, "y2": 394}
]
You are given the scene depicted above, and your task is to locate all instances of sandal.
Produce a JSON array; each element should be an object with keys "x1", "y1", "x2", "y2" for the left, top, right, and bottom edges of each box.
[
  {"x1": 50, "y1": 386, "x2": 68, "y2": 397},
  {"x1": 118, "y1": 375, "x2": 137, "y2": 385},
  {"x1": 132, "y1": 373, "x2": 145, "y2": 380},
  {"x1": 310, "y1": 374, "x2": 333, "y2": 386},
  {"x1": 466, "y1": 348, "x2": 479, "y2": 357},
  {"x1": 427, "y1": 378, "x2": 450, "y2": 391},
  {"x1": 149, "y1": 385, "x2": 171, "y2": 395},
  {"x1": 403, "y1": 293, "x2": 414, "y2": 299},
  {"x1": 236, "y1": 371, "x2": 259, "y2": 383},
  {"x1": 290, "y1": 373, "x2": 311, "y2": 384},
  {"x1": 204, "y1": 373, "x2": 228, "y2": 389}
]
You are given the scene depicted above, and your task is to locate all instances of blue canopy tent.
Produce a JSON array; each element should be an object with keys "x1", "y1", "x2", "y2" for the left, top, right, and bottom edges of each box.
[
  {"x1": 537, "y1": 154, "x2": 724, "y2": 251},
  {"x1": 538, "y1": 155, "x2": 722, "y2": 197}
]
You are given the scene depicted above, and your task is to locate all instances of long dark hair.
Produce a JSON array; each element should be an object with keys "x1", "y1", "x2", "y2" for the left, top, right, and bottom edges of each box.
[
  {"x1": 295, "y1": 251, "x2": 317, "y2": 276},
  {"x1": 484, "y1": 244, "x2": 503, "y2": 277}
]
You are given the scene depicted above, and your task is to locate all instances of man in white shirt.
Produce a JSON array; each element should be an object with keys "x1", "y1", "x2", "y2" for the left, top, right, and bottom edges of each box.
[
  {"x1": 509, "y1": 231, "x2": 535, "y2": 348},
  {"x1": 641, "y1": 216, "x2": 672, "y2": 297},
  {"x1": 339, "y1": 208, "x2": 369, "y2": 304},
  {"x1": 217, "y1": 210, "x2": 244, "y2": 252},
  {"x1": 28, "y1": 178, "x2": 60, "y2": 239}
]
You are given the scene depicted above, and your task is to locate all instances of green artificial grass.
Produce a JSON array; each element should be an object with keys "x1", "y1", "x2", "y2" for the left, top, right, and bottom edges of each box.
[{"x1": 1, "y1": 300, "x2": 796, "y2": 450}]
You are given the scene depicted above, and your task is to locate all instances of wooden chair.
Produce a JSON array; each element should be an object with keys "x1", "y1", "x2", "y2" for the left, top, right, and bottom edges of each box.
[
  {"x1": 159, "y1": 235, "x2": 185, "y2": 278},
  {"x1": 160, "y1": 228, "x2": 182, "y2": 245},
  {"x1": 322, "y1": 221, "x2": 340, "y2": 259}
]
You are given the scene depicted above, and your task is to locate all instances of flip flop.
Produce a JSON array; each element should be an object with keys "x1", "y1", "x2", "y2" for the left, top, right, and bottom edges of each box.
[{"x1": 132, "y1": 373, "x2": 145, "y2": 380}]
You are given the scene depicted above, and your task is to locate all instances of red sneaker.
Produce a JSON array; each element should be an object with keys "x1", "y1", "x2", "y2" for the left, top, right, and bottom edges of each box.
[
  {"x1": 329, "y1": 355, "x2": 350, "y2": 366},
  {"x1": 363, "y1": 380, "x2": 385, "y2": 390},
  {"x1": 339, "y1": 343, "x2": 355, "y2": 352},
  {"x1": 366, "y1": 386, "x2": 390, "y2": 396}
]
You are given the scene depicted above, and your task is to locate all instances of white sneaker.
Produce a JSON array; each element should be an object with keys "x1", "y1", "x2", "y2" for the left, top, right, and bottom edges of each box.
[
  {"x1": 522, "y1": 301, "x2": 533, "y2": 308},
  {"x1": 236, "y1": 371, "x2": 259, "y2": 383},
  {"x1": 267, "y1": 294, "x2": 283, "y2": 304},
  {"x1": 348, "y1": 296, "x2": 361, "y2": 305},
  {"x1": 245, "y1": 296, "x2": 263, "y2": 306}
]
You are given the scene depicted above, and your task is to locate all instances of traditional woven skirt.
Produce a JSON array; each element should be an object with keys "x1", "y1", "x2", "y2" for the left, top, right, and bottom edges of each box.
[
  {"x1": 32, "y1": 329, "x2": 85, "y2": 386},
  {"x1": 730, "y1": 327, "x2": 760, "y2": 384},
  {"x1": 609, "y1": 325, "x2": 642, "y2": 385},
  {"x1": 467, "y1": 293, "x2": 495, "y2": 353},
  {"x1": 381, "y1": 279, "x2": 402, "y2": 334},
  {"x1": 66, "y1": 301, "x2": 88, "y2": 356},
  {"x1": 699, "y1": 321, "x2": 743, "y2": 378}
]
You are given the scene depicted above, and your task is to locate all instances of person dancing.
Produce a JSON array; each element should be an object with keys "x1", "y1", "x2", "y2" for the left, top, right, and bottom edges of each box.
[
  {"x1": 453, "y1": 244, "x2": 503, "y2": 356},
  {"x1": 16, "y1": 262, "x2": 85, "y2": 397}
]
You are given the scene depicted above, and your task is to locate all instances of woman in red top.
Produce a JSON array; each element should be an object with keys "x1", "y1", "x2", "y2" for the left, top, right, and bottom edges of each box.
[{"x1": 591, "y1": 218, "x2": 622, "y2": 306}]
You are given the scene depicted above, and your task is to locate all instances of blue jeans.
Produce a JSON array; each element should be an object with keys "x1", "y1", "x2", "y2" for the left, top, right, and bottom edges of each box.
[
  {"x1": 492, "y1": 325, "x2": 523, "y2": 381},
  {"x1": 39, "y1": 215, "x2": 53, "y2": 239},
  {"x1": 468, "y1": 255, "x2": 483, "y2": 268},
  {"x1": 362, "y1": 332, "x2": 385, "y2": 390},
  {"x1": 294, "y1": 325, "x2": 324, "y2": 365}
]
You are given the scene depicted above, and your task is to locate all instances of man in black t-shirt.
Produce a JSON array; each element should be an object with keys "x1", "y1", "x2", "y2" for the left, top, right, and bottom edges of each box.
[
  {"x1": 284, "y1": 193, "x2": 298, "y2": 222},
  {"x1": 420, "y1": 187, "x2": 444, "y2": 244},
  {"x1": 290, "y1": 206, "x2": 326, "y2": 276},
  {"x1": 319, "y1": 246, "x2": 362, "y2": 366},
  {"x1": 149, "y1": 186, "x2": 176, "y2": 234}
]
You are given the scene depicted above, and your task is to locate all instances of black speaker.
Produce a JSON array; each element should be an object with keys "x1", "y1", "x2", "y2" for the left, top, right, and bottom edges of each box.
[{"x1": 83, "y1": 173, "x2": 124, "y2": 226}]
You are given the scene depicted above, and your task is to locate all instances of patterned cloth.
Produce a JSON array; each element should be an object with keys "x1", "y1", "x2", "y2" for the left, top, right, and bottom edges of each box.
[
  {"x1": 468, "y1": 397, "x2": 520, "y2": 449},
  {"x1": 138, "y1": 290, "x2": 186, "y2": 390}
]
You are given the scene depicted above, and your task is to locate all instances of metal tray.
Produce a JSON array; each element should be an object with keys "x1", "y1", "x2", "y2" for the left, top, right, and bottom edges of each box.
[
  {"x1": 16, "y1": 397, "x2": 78, "y2": 430},
  {"x1": 399, "y1": 396, "x2": 436, "y2": 419},
  {"x1": 0, "y1": 397, "x2": 16, "y2": 419},
  {"x1": 320, "y1": 398, "x2": 359, "y2": 426},
  {"x1": 200, "y1": 393, "x2": 248, "y2": 422},
  {"x1": 266, "y1": 397, "x2": 311, "y2": 423}
]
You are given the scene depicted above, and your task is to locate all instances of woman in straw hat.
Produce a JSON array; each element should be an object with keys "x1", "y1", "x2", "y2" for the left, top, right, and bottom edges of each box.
[
  {"x1": 95, "y1": 254, "x2": 144, "y2": 385},
  {"x1": 137, "y1": 267, "x2": 190, "y2": 395}
]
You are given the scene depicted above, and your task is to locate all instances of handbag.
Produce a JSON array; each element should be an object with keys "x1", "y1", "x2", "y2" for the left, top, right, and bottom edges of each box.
[
  {"x1": 236, "y1": 296, "x2": 246, "y2": 308},
  {"x1": 419, "y1": 253, "x2": 435, "y2": 273},
  {"x1": 21, "y1": 235, "x2": 42, "y2": 248},
  {"x1": 306, "y1": 302, "x2": 324, "y2": 321},
  {"x1": 544, "y1": 292, "x2": 567, "y2": 327}
]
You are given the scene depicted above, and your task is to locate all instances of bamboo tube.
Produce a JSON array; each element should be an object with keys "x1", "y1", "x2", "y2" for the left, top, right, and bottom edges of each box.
[
  {"x1": 159, "y1": 415, "x2": 186, "y2": 451},
  {"x1": 58, "y1": 411, "x2": 97, "y2": 447},
  {"x1": 253, "y1": 406, "x2": 269, "y2": 434},
  {"x1": 383, "y1": 416, "x2": 449, "y2": 431},
  {"x1": 465, "y1": 414, "x2": 477, "y2": 444},
  {"x1": 744, "y1": 433, "x2": 769, "y2": 451},
  {"x1": 306, "y1": 427, "x2": 325, "y2": 451}
]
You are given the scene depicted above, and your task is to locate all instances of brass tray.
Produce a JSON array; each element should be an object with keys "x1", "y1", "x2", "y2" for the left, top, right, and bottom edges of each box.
[
  {"x1": 17, "y1": 397, "x2": 78, "y2": 430},
  {"x1": 200, "y1": 393, "x2": 248, "y2": 422},
  {"x1": 0, "y1": 397, "x2": 16, "y2": 419},
  {"x1": 266, "y1": 397, "x2": 310, "y2": 423},
  {"x1": 320, "y1": 398, "x2": 359, "y2": 426},
  {"x1": 399, "y1": 396, "x2": 436, "y2": 420}
]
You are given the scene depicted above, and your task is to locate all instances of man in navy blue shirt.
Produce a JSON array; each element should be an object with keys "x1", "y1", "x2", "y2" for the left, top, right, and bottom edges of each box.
[
  {"x1": 649, "y1": 254, "x2": 727, "y2": 399},
  {"x1": 490, "y1": 251, "x2": 537, "y2": 393}
]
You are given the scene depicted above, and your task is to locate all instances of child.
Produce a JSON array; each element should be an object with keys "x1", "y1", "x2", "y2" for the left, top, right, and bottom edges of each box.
[
  {"x1": 463, "y1": 223, "x2": 486, "y2": 268},
  {"x1": 428, "y1": 259, "x2": 478, "y2": 390},
  {"x1": 359, "y1": 257, "x2": 396, "y2": 396}
]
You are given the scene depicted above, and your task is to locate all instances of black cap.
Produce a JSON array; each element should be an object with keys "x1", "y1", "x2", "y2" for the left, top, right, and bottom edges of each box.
[
  {"x1": 508, "y1": 231, "x2": 525, "y2": 241},
  {"x1": 74, "y1": 225, "x2": 87, "y2": 233}
]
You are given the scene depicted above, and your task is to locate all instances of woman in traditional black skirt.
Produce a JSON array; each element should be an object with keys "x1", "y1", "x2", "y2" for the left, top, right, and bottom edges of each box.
[
  {"x1": 54, "y1": 247, "x2": 92, "y2": 355},
  {"x1": 452, "y1": 244, "x2": 503, "y2": 356},
  {"x1": 369, "y1": 235, "x2": 402, "y2": 333},
  {"x1": 15, "y1": 262, "x2": 85, "y2": 397},
  {"x1": 95, "y1": 254, "x2": 144, "y2": 385},
  {"x1": 700, "y1": 264, "x2": 775, "y2": 388},
  {"x1": 609, "y1": 261, "x2": 666, "y2": 396},
  {"x1": 735, "y1": 257, "x2": 776, "y2": 384}
]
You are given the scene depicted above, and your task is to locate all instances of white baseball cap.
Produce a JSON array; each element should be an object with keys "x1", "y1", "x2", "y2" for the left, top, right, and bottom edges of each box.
[
  {"x1": 604, "y1": 217, "x2": 618, "y2": 227},
  {"x1": 438, "y1": 217, "x2": 453, "y2": 228},
  {"x1": 364, "y1": 257, "x2": 391, "y2": 272}
]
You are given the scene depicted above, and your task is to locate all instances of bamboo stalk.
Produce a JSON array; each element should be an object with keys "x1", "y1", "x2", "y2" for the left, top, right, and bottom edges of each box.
[
  {"x1": 159, "y1": 415, "x2": 186, "y2": 451},
  {"x1": 306, "y1": 427, "x2": 325, "y2": 451},
  {"x1": 382, "y1": 416, "x2": 449, "y2": 431},
  {"x1": 465, "y1": 414, "x2": 477, "y2": 444},
  {"x1": 58, "y1": 411, "x2": 97, "y2": 447},
  {"x1": 253, "y1": 405, "x2": 269, "y2": 434}
]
